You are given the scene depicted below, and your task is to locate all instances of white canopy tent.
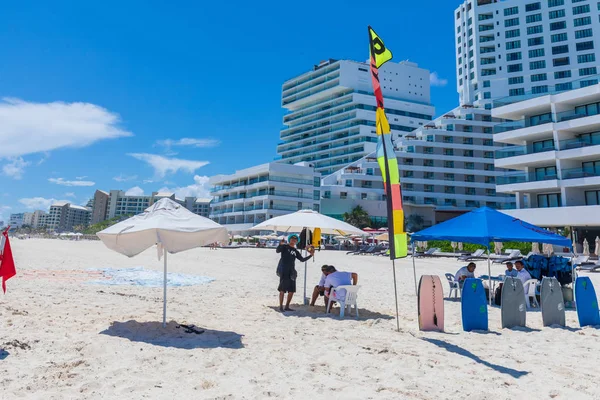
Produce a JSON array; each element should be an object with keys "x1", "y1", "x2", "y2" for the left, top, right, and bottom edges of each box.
[
  {"x1": 97, "y1": 198, "x2": 229, "y2": 327},
  {"x1": 251, "y1": 209, "x2": 365, "y2": 304}
]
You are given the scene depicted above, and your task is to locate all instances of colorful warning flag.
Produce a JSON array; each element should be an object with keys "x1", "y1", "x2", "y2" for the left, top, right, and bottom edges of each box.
[
  {"x1": 0, "y1": 227, "x2": 16, "y2": 293},
  {"x1": 368, "y1": 26, "x2": 407, "y2": 259}
]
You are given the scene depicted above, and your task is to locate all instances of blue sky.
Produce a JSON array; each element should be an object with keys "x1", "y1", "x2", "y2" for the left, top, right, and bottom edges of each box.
[{"x1": 0, "y1": 0, "x2": 461, "y2": 222}]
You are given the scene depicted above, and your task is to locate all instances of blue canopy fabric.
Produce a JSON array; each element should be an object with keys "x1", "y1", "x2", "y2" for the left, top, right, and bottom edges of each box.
[{"x1": 411, "y1": 207, "x2": 571, "y2": 248}]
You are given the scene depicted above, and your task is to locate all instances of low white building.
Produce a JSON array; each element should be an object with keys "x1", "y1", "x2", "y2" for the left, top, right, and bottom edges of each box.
[
  {"x1": 493, "y1": 80, "x2": 600, "y2": 244},
  {"x1": 210, "y1": 162, "x2": 321, "y2": 234},
  {"x1": 46, "y1": 202, "x2": 91, "y2": 231},
  {"x1": 8, "y1": 213, "x2": 24, "y2": 228}
]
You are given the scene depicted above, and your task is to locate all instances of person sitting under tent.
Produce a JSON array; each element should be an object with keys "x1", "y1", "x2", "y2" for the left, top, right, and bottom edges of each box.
[
  {"x1": 505, "y1": 261, "x2": 518, "y2": 278},
  {"x1": 454, "y1": 262, "x2": 476, "y2": 286},
  {"x1": 323, "y1": 266, "x2": 358, "y2": 311},
  {"x1": 310, "y1": 264, "x2": 335, "y2": 307},
  {"x1": 515, "y1": 260, "x2": 532, "y2": 285}
]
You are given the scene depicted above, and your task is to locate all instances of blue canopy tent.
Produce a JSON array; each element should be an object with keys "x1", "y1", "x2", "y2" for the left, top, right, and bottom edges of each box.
[{"x1": 410, "y1": 207, "x2": 572, "y2": 303}]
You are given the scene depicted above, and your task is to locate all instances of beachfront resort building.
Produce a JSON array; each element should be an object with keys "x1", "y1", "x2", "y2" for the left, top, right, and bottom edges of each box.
[
  {"x1": 493, "y1": 78, "x2": 600, "y2": 244},
  {"x1": 320, "y1": 105, "x2": 517, "y2": 227},
  {"x1": 209, "y1": 162, "x2": 321, "y2": 234},
  {"x1": 46, "y1": 202, "x2": 92, "y2": 231},
  {"x1": 8, "y1": 213, "x2": 24, "y2": 229},
  {"x1": 455, "y1": 0, "x2": 600, "y2": 108},
  {"x1": 278, "y1": 59, "x2": 435, "y2": 175},
  {"x1": 90, "y1": 190, "x2": 109, "y2": 224}
]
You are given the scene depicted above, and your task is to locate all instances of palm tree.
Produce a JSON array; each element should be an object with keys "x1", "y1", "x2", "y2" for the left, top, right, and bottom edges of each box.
[
  {"x1": 405, "y1": 214, "x2": 425, "y2": 233},
  {"x1": 343, "y1": 206, "x2": 372, "y2": 229}
]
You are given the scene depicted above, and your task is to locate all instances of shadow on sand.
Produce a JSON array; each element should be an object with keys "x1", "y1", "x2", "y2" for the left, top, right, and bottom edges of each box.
[
  {"x1": 422, "y1": 338, "x2": 529, "y2": 378},
  {"x1": 268, "y1": 304, "x2": 394, "y2": 321},
  {"x1": 100, "y1": 320, "x2": 244, "y2": 349}
]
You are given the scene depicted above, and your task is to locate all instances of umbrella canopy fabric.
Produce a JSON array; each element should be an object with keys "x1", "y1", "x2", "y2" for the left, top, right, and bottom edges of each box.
[
  {"x1": 251, "y1": 210, "x2": 365, "y2": 235},
  {"x1": 411, "y1": 207, "x2": 572, "y2": 248},
  {"x1": 97, "y1": 198, "x2": 229, "y2": 257},
  {"x1": 494, "y1": 241, "x2": 503, "y2": 255},
  {"x1": 543, "y1": 243, "x2": 554, "y2": 256},
  {"x1": 532, "y1": 242, "x2": 540, "y2": 254},
  {"x1": 375, "y1": 232, "x2": 389, "y2": 241},
  {"x1": 583, "y1": 239, "x2": 590, "y2": 256}
]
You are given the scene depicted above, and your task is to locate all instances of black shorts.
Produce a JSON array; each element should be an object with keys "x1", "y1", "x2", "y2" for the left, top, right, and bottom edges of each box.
[{"x1": 319, "y1": 289, "x2": 325, "y2": 296}]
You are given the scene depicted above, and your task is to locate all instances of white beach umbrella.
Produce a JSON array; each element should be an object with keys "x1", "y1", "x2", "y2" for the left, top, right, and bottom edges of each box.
[
  {"x1": 583, "y1": 239, "x2": 590, "y2": 256},
  {"x1": 573, "y1": 239, "x2": 578, "y2": 255},
  {"x1": 375, "y1": 232, "x2": 389, "y2": 241},
  {"x1": 595, "y1": 237, "x2": 600, "y2": 256},
  {"x1": 251, "y1": 209, "x2": 365, "y2": 304},
  {"x1": 532, "y1": 242, "x2": 540, "y2": 255},
  {"x1": 97, "y1": 198, "x2": 229, "y2": 327}
]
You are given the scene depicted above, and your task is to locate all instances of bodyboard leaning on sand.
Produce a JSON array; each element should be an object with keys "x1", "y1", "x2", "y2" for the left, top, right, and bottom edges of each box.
[
  {"x1": 575, "y1": 277, "x2": 600, "y2": 327},
  {"x1": 418, "y1": 275, "x2": 444, "y2": 332},
  {"x1": 461, "y1": 278, "x2": 488, "y2": 332},
  {"x1": 501, "y1": 277, "x2": 526, "y2": 329},
  {"x1": 541, "y1": 277, "x2": 565, "y2": 327}
]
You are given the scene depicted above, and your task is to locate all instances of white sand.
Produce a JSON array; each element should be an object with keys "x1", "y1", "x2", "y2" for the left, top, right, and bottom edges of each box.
[{"x1": 2, "y1": 239, "x2": 600, "y2": 399}]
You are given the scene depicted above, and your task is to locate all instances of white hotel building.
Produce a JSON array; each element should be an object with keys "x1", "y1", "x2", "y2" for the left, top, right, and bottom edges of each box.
[
  {"x1": 493, "y1": 79, "x2": 600, "y2": 247},
  {"x1": 209, "y1": 162, "x2": 320, "y2": 234},
  {"x1": 278, "y1": 59, "x2": 435, "y2": 175},
  {"x1": 455, "y1": 0, "x2": 600, "y2": 109}
]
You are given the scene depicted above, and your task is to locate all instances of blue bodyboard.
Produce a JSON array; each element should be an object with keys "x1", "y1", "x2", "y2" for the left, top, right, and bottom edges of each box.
[
  {"x1": 461, "y1": 278, "x2": 488, "y2": 332},
  {"x1": 575, "y1": 277, "x2": 600, "y2": 327}
]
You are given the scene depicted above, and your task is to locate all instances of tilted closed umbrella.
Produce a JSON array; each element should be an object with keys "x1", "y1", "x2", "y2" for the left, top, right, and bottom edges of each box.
[
  {"x1": 595, "y1": 237, "x2": 600, "y2": 257},
  {"x1": 97, "y1": 198, "x2": 229, "y2": 327},
  {"x1": 494, "y1": 241, "x2": 503, "y2": 255},
  {"x1": 583, "y1": 239, "x2": 590, "y2": 256},
  {"x1": 532, "y1": 242, "x2": 540, "y2": 255}
]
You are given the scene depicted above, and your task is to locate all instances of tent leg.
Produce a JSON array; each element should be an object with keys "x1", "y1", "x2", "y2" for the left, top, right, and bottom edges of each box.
[
  {"x1": 163, "y1": 248, "x2": 167, "y2": 328},
  {"x1": 412, "y1": 242, "x2": 418, "y2": 297},
  {"x1": 392, "y1": 259, "x2": 400, "y2": 332},
  {"x1": 303, "y1": 226, "x2": 309, "y2": 305},
  {"x1": 486, "y1": 247, "x2": 492, "y2": 306}
]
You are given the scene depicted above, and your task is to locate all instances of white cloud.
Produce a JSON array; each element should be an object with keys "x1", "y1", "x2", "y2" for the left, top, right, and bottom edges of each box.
[
  {"x1": 0, "y1": 98, "x2": 132, "y2": 158},
  {"x1": 158, "y1": 175, "x2": 211, "y2": 199},
  {"x1": 75, "y1": 176, "x2": 87, "y2": 180},
  {"x1": 19, "y1": 197, "x2": 69, "y2": 210},
  {"x1": 156, "y1": 138, "x2": 220, "y2": 149},
  {"x1": 65, "y1": 192, "x2": 76, "y2": 198},
  {"x1": 2, "y1": 157, "x2": 30, "y2": 179},
  {"x1": 128, "y1": 153, "x2": 209, "y2": 178},
  {"x1": 113, "y1": 174, "x2": 138, "y2": 182},
  {"x1": 143, "y1": 179, "x2": 154, "y2": 184},
  {"x1": 125, "y1": 186, "x2": 144, "y2": 196},
  {"x1": 0, "y1": 205, "x2": 12, "y2": 224},
  {"x1": 37, "y1": 152, "x2": 50, "y2": 166},
  {"x1": 429, "y1": 72, "x2": 448, "y2": 87},
  {"x1": 48, "y1": 177, "x2": 95, "y2": 187}
]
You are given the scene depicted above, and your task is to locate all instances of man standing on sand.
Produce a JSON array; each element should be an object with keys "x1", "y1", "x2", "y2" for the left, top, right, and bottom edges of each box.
[{"x1": 310, "y1": 265, "x2": 334, "y2": 306}]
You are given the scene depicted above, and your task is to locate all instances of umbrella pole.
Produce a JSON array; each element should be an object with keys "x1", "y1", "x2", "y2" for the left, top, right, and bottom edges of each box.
[
  {"x1": 303, "y1": 226, "x2": 308, "y2": 305},
  {"x1": 486, "y1": 247, "x2": 492, "y2": 306},
  {"x1": 412, "y1": 242, "x2": 418, "y2": 296},
  {"x1": 392, "y1": 259, "x2": 400, "y2": 332},
  {"x1": 163, "y1": 247, "x2": 167, "y2": 328}
]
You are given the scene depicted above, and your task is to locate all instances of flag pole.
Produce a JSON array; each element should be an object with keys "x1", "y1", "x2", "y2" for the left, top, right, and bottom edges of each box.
[
  {"x1": 412, "y1": 241, "x2": 418, "y2": 296},
  {"x1": 392, "y1": 259, "x2": 400, "y2": 332},
  {"x1": 486, "y1": 246, "x2": 492, "y2": 306},
  {"x1": 303, "y1": 226, "x2": 308, "y2": 305}
]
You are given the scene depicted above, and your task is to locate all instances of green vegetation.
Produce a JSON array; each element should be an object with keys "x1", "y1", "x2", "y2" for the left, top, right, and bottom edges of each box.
[
  {"x1": 343, "y1": 206, "x2": 372, "y2": 229},
  {"x1": 422, "y1": 240, "x2": 550, "y2": 255},
  {"x1": 82, "y1": 215, "x2": 133, "y2": 235}
]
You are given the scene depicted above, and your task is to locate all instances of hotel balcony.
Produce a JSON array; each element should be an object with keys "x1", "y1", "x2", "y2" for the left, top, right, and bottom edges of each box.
[
  {"x1": 495, "y1": 145, "x2": 557, "y2": 169},
  {"x1": 493, "y1": 117, "x2": 554, "y2": 145}
]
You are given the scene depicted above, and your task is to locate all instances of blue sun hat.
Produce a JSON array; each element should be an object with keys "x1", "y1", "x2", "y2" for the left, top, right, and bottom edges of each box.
[{"x1": 288, "y1": 234, "x2": 299, "y2": 242}]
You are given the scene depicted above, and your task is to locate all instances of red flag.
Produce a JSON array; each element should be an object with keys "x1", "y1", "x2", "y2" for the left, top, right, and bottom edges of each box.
[{"x1": 0, "y1": 228, "x2": 16, "y2": 293}]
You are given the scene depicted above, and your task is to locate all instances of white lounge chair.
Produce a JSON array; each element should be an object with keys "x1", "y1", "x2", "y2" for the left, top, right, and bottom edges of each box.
[
  {"x1": 572, "y1": 255, "x2": 594, "y2": 267},
  {"x1": 458, "y1": 249, "x2": 486, "y2": 261},
  {"x1": 445, "y1": 273, "x2": 460, "y2": 299},
  {"x1": 523, "y1": 279, "x2": 540, "y2": 309},
  {"x1": 492, "y1": 250, "x2": 523, "y2": 264},
  {"x1": 327, "y1": 285, "x2": 360, "y2": 318}
]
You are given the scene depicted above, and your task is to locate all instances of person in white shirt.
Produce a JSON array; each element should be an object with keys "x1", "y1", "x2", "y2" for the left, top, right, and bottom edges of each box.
[
  {"x1": 310, "y1": 265, "x2": 334, "y2": 306},
  {"x1": 323, "y1": 266, "x2": 358, "y2": 309},
  {"x1": 454, "y1": 262, "x2": 476, "y2": 285},
  {"x1": 514, "y1": 260, "x2": 532, "y2": 285}
]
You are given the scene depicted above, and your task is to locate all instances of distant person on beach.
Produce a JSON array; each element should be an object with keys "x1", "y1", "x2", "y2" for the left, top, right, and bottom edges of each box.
[
  {"x1": 455, "y1": 262, "x2": 476, "y2": 285},
  {"x1": 505, "y1": 262, "x2": 518, "y2": 278},
  {"x1": 514, "y1": 260, "x2": 532, "y2": 285},
  {"x1": 310, "y1": 265, "x2": 335, "y2": 306},
  {"x1": 323, "y1": 266, "x2": 358, "y2": 310},
  {"x1": 276, "y1": 234, "x2": 314, "y2": 312}
]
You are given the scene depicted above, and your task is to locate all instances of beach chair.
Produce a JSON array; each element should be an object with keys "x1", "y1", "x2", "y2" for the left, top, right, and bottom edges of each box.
[
  {"x1": 492, "y1": 250, "x2": 522, "y2": 264},
  {"x1": 458, "y1": 249, "x2": 486, "y2": 261},
  {"x1": 327, "y1": 285, "x2": 361, "y2": 318},
  {"x1": 523, "y1": 279, "x2": 540, "y2": 309},
  {"x1": 572, "y1": 255, "x2": 594, "y2": 267},
  {"x1": 445, "y1": 273, "x2": 460, "y2": 299},
  {"x1": 346, "y1": 245, "x2": 368, "y2": 255},
  {"x1": 352, "y1": 245, "x2": 376, "y2": 255},
  {"x1": 417, "y1": 248, "x2": 441, "y2": 258}
]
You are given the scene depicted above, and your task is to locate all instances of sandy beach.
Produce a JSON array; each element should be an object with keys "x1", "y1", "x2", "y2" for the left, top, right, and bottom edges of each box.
[{"x1": 2, "y1": 239, "x2": 600, "y2": 399}]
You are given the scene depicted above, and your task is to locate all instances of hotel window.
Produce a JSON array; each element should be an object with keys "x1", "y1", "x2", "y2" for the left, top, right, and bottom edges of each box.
[
  {"x1": 550, "y1": 21, "x2": 567, "y2": 30},
  {"x1": 504, "y1": 6, "x2": 519, "y2": 16},
  {"x1": 445, "y1": 199, "x2": 457, "y2": 206},
  {"x1": 526, "y1": 2, "x2": 541, "y2": 12},
  {"x1": 484, "y1": 152, "x2": 494, "y2": 159},
  {"x1": 531, "y1": 73, "x2": 547, "y2": 82},
  {"x1": 552, "y1": 44, "x2": 569, "y2": 54},
  {"x1": 578, "y1": 54, "x2": 596, "y2": 63},
  {"x1": 575, "y1": 28, "x2": 593, "y2": 39},
  {"x1": 533, "y1": 139, "x2": 554, "y2": 152},
  {"x1": 573, "y1": 4, "x2": 590, "y2": 14},
  {"x1": 528, "y1": 37, "x2": 544, "y2": 46},
  {"x1": 532, "y1": 85, "x2": 549, "y2": 94},
  {"x1": 537, "y1": 193, "x2": 562, "y2": 208},
  {"x1": 486, "y1": 189, "x2": 496, "y2": 196},
  {"x1": 444, "y1": 148, "x2": 454, "y2": 156},
  {"x1": 484, "y1": 92, "x2": 491, "y2": 99},
  {"x1": 582, "y1": 160, "x2": 600, "y2": 174},
  {"x1": 555, "y1": 70, "x2": 572, "y2": 79},
  {"x1": 574, "y1": 16, "x2": 592, "y2": 26},
  {"x1": 444, "y1": 161, "x2": 455, "y2": 168},
  {"x1": 465, "y1": 174, "x2": 475, "y2": 182},
  {"x1": 463, "y1": 138, "x2": 474, "y2": 145},
  {"x1": 526, "y1": 15, "x2": 542, "y2": 24},
  {"x1": 424, "y1": 159, "x2": 434, "y2": 167},
  {"x1": 506, "y1": 40, "x2": 521, "y2": 49},
  {"x1": 464, "y1": 150, "x2": 474, "y2": 157},
  {"x1": 585, "y1": 190, "x2": 600, "y2": 206},
  {"x1": 444, "y1": 173, "x2": 455, "y2": 181},
  {"x1": 506, "y1": 52, "x2": 522, "y2": 61},
  {"x1": 484, "y1": 164, "x2": 495, "y2": 171},
  {"x1": 424, "y1": 172, "x2": 434, "y2": 179},
  {"x1": 465, "y1": 188, "x2": 476, "y2": 195},
  {"x1": 547, "y1": 0, "x2": 564, "y2": 7},
  {"x1": 483, "y1": 139, "x2": 494, "y2": 146},
  {"x1": 403, "y1": 171, "x2": 414, "y2": 178},
  {"x1": 509, "y1": 76, "x2": 524, "y2": 84},
  {"x1": 529, "y1": 48, "x2": 545, "y2": 58},
  {"x1": 485, "y1": 176, "x2": 496, "y2": 184},
  {"x1": 535, "y1": 166, "x2": 557, "y2": 180},
  {"x1": 445, "y1": 186, "x2": 456, "y2": 194},
  {"x1": 555, "y1": 82, "x2": 573, "y2": 91},
  {"x1": 505, "y1": 18, "x2": 520, "y2": 27},
  {"x1": 424, "y1": 185, "x2": 434, "y2": 192},
  {"x1": 551, "y1": 33, "x2": 568, "y2": 42},
  {"x1": 505, "y1": 29, "x2": 520, "y2": 38},
  {"x1": 425, "y1": 197, "x2": 437, "y2": 205},
  {"x1": 483, "y1": 80, "x2": 491, "y2": 88},
  {"x1": 340, "y1": 192, "x2": 347, "y2": 199},
  {"x1": 443, "y1": 136, "x2": 454, "y2": 143},
  {"x1": 548, "y1": 9, "x2": 565, "y2": 19},
  {"x1": 507, "y1": 63, "x2": 523, "y2": 73},
  {"x1": 403, "y1": 183, "x2": 414, "y2": 190},
  {"x1": 580, "y1": 67, "x2": 598, "y2": 76},
  {"x1": 553, "y1": 57, "x2": 570, "y2": 67},
  {"x1": 530, "y1": 60, "x2": 546, "y2": 70},
  {"x1": 509, "y1": 88, "x2": 525, "y2": 96},
  {"x1": 577, "y1": 41, "x2": 594, "y2": 51},
  {"x1": 424, "y1": 147, "x2": 434, "y2": 154}
]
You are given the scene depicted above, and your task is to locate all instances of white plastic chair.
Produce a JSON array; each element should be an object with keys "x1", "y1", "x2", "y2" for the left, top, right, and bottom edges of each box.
[
  {"x1": 327, "y1": 285, "x2": 361, "y2": 318},
  {"x1": 523, "y1": 279, "x2": 539, "y2": 309},
  {"x1": 445, "y1": 273, "x2": 460, "y2": 299}
]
